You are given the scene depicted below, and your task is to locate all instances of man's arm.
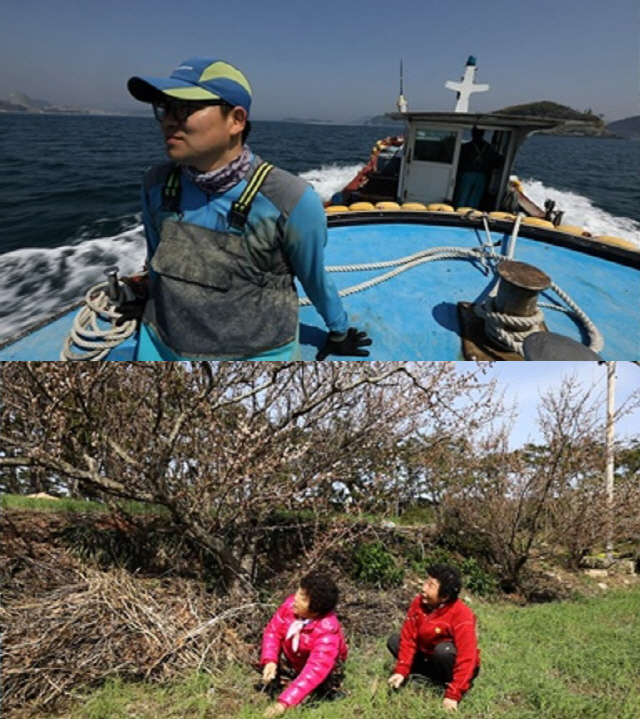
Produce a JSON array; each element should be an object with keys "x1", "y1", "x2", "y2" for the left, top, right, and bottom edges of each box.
[{"x1": 283, "y1": 186, "x2": 349, "y2": 334}]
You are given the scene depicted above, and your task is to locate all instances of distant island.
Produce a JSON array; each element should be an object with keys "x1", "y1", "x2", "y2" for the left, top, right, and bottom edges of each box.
[
  {"x1": 364, "y1": 115, "x2": 405, "y2": 127},
  {"x1": 492, "y1": 101, "x2": 614, "y2": 137},
  {"x1": 365, "y1": 102, "x2": 638, "y2": 138},
  {"x1": 0, "y1": 92, "x2": 116, "y2": 116},
  {"x1": 279, "y1": 117, "x2": 337, "y2": 125},
  {"x1": 605, "y1": 115, "x2": 640, "y2": 139}
]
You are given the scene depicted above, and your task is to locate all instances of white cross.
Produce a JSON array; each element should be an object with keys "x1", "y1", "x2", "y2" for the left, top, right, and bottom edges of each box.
[{"x1": 445, "y1": 56, "x2": 490, "y2": 113}]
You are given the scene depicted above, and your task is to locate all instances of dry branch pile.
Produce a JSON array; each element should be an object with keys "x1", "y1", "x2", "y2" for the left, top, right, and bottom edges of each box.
[
  {"x1": 1, "y1": 566, "x2": 273, "y2": 715},
  {"x1": 0, "y1": 507, "x2": 426, "y2": 717}
]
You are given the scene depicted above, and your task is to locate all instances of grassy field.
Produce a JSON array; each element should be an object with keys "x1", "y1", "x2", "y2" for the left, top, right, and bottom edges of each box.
[
  {"x1": 45, "y1": 583, "x2": 640, "y2": 719},
  {"x1": 1, "y1": 494, "x2": 167, "y2": 516}
]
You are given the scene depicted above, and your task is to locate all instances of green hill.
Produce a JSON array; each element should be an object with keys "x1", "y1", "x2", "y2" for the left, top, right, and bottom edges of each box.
[
  {"x1": 494, "y1": 100, "x2": 602, "y2": 123},
  {"x1": 494, "y1": 101, "x2": 612, "y2": 136}
]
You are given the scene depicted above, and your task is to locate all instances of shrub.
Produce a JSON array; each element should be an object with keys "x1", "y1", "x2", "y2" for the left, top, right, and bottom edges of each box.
[
  {"x1": 458, "y1": 557, "x2": 497, "y2": 597},
  {"x1": 352, "y1": 541, "x2": 404, "y2": 588}
]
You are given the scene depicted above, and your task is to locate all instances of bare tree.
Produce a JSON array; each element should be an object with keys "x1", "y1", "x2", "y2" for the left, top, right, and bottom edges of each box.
[
  {"x1": 441, "y1": 371, "x2": 640, "y2": 589},
  {"x1": 1, "y1": 361, "x2": 499, "y2": 596}
]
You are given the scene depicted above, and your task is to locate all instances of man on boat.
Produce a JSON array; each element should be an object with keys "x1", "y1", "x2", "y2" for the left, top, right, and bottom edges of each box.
[
  {"x1": 124, "y1": 57, "x2": 371, "y2": 360},
  {"x1": 453, "y1": 127, "x2": 502, "y2": 210}
]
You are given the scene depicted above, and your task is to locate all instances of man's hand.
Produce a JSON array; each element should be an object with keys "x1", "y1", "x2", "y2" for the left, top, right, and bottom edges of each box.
[
  {"x1": 387, "y1": 673, "x2": 405, "y2": 690},
  {"x1": 316, "y1": 327, "x2": 372, "y2": 360},
  {"x1": 262, "y1": 662, "x2": 278, "y2": 685},
  {"x1": 114, "y1": 300, "x2": 146, "y2": 326},
  {"x1": 113, "y1": 274, "x2": 149, "y2": 327},
  {"x1": 443, "y1": 698, "x2": 459, "y2": 712},
  {"x1": 263, "y1": 701, "x2": 287, "y2": 718}
]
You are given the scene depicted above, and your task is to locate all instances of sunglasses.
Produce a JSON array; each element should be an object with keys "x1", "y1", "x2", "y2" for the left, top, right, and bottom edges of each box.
[{"x1": 152, "y1": 98, "x2": 230, "y2": 123}]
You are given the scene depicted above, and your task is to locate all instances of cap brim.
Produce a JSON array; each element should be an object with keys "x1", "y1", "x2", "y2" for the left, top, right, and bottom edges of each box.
[{"x1": 127, "y1": 76, "x2": 222, "y2": 103}]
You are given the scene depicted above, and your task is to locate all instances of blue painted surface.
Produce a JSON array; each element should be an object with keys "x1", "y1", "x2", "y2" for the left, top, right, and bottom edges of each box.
[
  {"x1": 0, "y1": 310, "x2": 138, "y2": 360},
  {"x1": 1, "y1": 221, "x2": 637, "y2": 361},
  {"x1": 296, "y1": 222, "x2": 639, "y2": 360}
]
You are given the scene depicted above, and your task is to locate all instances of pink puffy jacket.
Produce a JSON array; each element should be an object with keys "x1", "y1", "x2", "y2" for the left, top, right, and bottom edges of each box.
[{"x1": 260, "y1": 594, "x2": 348, "y2": 707}]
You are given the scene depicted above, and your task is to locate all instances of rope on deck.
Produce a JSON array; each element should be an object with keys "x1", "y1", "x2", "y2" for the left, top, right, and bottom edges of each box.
[
  {"x1": 60, "y1": 282, "x2": 137, "y2": 361},
  {"x1": 299, "y1": 246, "x2": 604, "y2": 355}
]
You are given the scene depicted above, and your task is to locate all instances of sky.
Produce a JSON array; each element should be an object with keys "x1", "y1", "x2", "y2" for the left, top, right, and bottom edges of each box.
[
  {"x1": 1, "y1": 0, "x2": 638, "y2": 123},
  {"x1": 454, "y1": 361, "x2": 640, "y2": 449}
]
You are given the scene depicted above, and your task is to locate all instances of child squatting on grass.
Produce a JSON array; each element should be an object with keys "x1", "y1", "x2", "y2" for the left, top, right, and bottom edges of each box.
[
  {"x1": 387, "y1": 564, "x2": 481, "y2": 712},
  {"x1": 259, "y1": 571, "x2": 348, "y2": 718}
]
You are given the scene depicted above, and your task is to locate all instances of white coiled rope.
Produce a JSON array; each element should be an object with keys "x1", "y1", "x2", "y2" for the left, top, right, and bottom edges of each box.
[
  {"x1": 299, "y1": 245, "x2": 604, "y2": 355},
  {"x1": 60, "y1": 281, "x2": 137, "y2": 361}
]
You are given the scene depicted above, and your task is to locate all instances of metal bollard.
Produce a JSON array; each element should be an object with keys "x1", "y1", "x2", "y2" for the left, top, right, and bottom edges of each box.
[
  {"x1": 103, "y1": 266, "x2": 120, "y2": 302},
  {"x1": 494, "y1": 260, "x2": 551, "y2": 317}
]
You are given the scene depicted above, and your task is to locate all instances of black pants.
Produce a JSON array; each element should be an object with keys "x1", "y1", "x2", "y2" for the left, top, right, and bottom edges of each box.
[{"x1": 387, "y1": 633, "x2": 458, "y2": 685}]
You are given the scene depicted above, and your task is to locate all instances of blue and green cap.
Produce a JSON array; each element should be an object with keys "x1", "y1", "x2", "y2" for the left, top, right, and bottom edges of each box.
[{"x1": 128, "y1": 57, "x2": 252, "y2": 114}]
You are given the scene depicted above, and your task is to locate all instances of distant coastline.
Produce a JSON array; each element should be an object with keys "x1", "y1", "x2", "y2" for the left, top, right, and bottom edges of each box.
[
  {"x1": 0, "y1": 92, "x2": 141, "y2": 117},
  {"x1": 1, "y1": 93, "x2": 638, "y2": 137}
]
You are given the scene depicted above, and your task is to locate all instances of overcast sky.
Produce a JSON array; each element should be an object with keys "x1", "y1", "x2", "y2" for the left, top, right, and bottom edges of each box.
[
  {"x1": 454, "y1": 361, "x2": 640, "y2": 449},
  {"x1": 1, "y1": 0, "x2": 638, "y2": 122}
]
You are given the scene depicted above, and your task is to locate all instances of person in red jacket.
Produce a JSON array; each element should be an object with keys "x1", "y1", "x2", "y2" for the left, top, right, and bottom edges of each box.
[
  {"x1": 260, "y1": 571, "x2": 348, "y2": 718},
  {"x1": 387, "y1": 564, "x2": 480, "y2": 712}
]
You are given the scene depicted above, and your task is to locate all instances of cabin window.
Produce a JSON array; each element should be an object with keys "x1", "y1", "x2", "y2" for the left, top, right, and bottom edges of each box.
[{"x1": 413, "y1": 129, "x2": 457, "y2": 164}]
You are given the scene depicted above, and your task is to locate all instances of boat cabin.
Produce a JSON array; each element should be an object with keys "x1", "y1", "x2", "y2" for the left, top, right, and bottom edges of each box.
[{"x1": 358, "y1": 112, "x2": 562, "y2": 213}]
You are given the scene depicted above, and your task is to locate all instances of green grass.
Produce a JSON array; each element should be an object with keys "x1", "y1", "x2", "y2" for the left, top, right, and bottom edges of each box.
[
  {"x1": 40, "y1": 584, "x2": 640, "y2": 719},
  {"x1": 1, "y1": 493, "x2": 167, "y2": 516}
]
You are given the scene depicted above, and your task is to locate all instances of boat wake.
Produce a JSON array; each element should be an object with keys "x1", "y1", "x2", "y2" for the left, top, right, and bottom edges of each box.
[
  {"x1": 520, "y1": 179, "x2": 640, "y2": 246},
  {"x1": 0, "y1": 219, "x2": 146, "y2": 344},
  {"x1": 299, "y1": 164, "x2": 365, "y2": 203},
  {"x1": 301, "y1": 164, "x2": 640, "y2": 247}
]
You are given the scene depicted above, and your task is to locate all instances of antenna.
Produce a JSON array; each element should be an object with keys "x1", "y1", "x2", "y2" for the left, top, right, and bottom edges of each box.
[{"x1": 397, "y1": 59, "x2": 408, "y2": 113}]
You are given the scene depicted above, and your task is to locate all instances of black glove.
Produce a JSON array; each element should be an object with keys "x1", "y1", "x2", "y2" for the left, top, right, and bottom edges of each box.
[
  {"x1": 316, "y1": 327, "x2": 372, "y2": 360},
  {"x1": 114, "y1": 274, "x2": 149, "y2": 327},
  {"x1": 114, "y1": 299, "x2": 146, "y2": 326}
]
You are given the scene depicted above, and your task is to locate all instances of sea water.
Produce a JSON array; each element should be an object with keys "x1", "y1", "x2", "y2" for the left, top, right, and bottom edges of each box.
[{"x1": 1, "y1": 113, "x2": 638, "y2": 343}]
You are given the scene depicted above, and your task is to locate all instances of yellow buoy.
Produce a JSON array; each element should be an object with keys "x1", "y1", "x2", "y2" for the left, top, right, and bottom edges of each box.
[
  {"x1": 325, "y1": 205, "x2": 349, "y2": 213},
  {"x1": 348, "y1": 202, "x2": 376, "y2": 211},
  {"x1": 401, "y1": 202, "x2": 427, "y2": 210},
  {"x1": 488, "y1": 211, "x2": 516, "y2": 221},
  {"x1": 596, "y1": 235, "x2": 639, "y2": 251},
  {"x1": 556, "y1": 225, "x2": 591, "y2": 236},
  {"x1": 522, "y1": 217, "x2": 555, "y2": 229},
  {"x1": 375, "y1": 201, "x2": 401, "y2": 210},
  {"x1": 426, "y1": 203, "x2": 454, "y2": 212},
  {"x1": 456, "y1": 207, "x2": 482, "y2": 217}
]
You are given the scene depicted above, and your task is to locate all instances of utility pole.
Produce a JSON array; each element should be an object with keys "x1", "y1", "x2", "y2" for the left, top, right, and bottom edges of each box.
[{"x1": 605, "y1": 361, "x2": 616, "y2": 561}]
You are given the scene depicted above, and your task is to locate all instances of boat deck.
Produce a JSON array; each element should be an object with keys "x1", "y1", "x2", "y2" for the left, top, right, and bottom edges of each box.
[
  {"x1": 1, "y1": 215, "x2": 637, "y2": 361},
  {"x1": 296, "y1": 216, "x2": 639, "y2": 360}
]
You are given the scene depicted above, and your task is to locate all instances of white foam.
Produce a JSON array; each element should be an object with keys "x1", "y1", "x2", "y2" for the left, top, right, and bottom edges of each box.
[
  {"x1": 299, "y1": 163, "x2": 365, "y2": 202},
  {"x1": 521, "y1": 178, "x2": 640, "y2": 246},
  {"x1": 0, "y1": 220, "x2": 146, "y2": 342},
  {"x1": 301, "y1": 165, "x2": 640, "y2": 247}
]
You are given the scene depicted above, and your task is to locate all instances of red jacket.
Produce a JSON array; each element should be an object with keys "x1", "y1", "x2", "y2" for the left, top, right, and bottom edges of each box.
[
  {"x1": 394, "y1": 595, "x2": 480, "y2": 702},
  {"x1": 260, "y1": 594, "x2": 348, "y2": 707}
]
